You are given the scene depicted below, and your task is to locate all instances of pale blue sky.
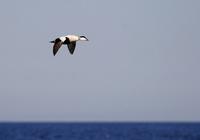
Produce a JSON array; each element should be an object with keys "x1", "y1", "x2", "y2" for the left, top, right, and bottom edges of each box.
[{"x1": 0, "y1": 0, "x2": 200, "y2": 121}]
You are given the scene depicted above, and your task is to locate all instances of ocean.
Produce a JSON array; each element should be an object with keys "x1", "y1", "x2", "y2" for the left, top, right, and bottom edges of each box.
[{"x1": 0, "y1": 122, "x2": 200, "y2": 140}]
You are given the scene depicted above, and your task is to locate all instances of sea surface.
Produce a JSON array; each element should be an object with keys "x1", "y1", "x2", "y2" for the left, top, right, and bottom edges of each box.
[{"x1": 0, "y1": 122, "x2": 200, "y2": 140}]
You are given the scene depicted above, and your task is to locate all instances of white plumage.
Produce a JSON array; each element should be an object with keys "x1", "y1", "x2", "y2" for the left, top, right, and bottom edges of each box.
[{"x1": 50, "y1": 35, "x2": 89, "y2": 55}]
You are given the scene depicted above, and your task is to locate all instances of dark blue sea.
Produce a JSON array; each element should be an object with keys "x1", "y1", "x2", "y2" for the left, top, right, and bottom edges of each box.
[{"x1": 0, "y1": 122, "x2": 200, "y2": 140}]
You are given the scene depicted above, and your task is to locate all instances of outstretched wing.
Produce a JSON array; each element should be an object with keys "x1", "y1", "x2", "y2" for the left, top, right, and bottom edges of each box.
[
  {"x1": 67, "y1": 42, "x2": 76, "y2": 55},
  {"x1": 53, "y1": 38, "x2": 63, "y2": 56}
]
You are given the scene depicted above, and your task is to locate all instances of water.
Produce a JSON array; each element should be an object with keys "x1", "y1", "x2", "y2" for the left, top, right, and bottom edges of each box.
[{"x1": 0, "y1": 122, "x2": 200, "y2": 140}]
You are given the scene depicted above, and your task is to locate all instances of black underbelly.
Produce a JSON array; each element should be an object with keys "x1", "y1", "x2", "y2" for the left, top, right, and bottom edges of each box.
[{"x1": 63, "y1": 38, "x2": 70, "y2": 44}]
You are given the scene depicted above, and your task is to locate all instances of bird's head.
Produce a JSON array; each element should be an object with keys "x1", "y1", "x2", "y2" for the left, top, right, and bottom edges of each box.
[{"x1": 79, "y1": 36, "x2": 89, "y2": 41}]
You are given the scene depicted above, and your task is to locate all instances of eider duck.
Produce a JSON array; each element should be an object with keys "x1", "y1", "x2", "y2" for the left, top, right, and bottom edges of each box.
[{"x1": 50, "y1": 35, "x2": 89, "y2": 55}]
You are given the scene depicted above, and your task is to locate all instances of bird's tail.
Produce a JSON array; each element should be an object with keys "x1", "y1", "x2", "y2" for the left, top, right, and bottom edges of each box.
[{"x1": 50, "y1": 41, "x2": 54, "y2": 43}]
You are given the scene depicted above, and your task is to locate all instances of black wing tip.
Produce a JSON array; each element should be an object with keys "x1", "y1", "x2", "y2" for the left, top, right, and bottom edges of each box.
[
  {"x1": 67, "y1": 42, "x2": 76, "y2": 55},
  {"x1": 52, "y1": 40, "x2": 63, "y2": 56},
  {"x1": 53, "y1": 48, "x2": 59, "y2": 56},
  {"x1": 53, "y1": 47, "x2": 57, "y2": 56},
  {"x1": 68, "y1": 49, "x2": 75, "y2": 55},
  {"x1": 69, "y1": 52, "x2": 74, "y2": 55}
]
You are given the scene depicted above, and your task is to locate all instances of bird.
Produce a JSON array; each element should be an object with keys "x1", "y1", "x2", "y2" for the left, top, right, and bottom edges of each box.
[{"x1": 50, "y1": 35, "x2": 89, "y2": 55}]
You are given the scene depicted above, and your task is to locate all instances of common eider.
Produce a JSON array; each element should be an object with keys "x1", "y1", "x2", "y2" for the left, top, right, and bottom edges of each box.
[{"x1": 50, "y1": 35, "x2": 89, "y2": 55}]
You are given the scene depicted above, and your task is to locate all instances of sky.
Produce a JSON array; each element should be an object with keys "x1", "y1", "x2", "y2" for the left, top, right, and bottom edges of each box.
[{"x1": 0, "y1": 0, "x2": 200, "y2": 122}]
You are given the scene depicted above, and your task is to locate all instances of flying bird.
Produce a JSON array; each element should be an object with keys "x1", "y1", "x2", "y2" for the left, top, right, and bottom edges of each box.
[{"x1": 50, "y1": 35, "x2": 89, "y2": 55}]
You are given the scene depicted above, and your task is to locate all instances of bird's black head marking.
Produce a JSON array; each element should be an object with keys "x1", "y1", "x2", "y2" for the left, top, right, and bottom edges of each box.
[{"x1": 80, "y1": 36, "x2": 89, "y2": 41}]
